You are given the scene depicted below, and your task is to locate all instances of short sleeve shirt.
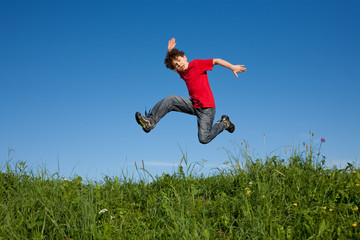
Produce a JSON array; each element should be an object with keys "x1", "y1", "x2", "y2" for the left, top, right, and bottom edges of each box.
[{"x1": 178, "y1": 59, "x2": 215, "y2": 108}]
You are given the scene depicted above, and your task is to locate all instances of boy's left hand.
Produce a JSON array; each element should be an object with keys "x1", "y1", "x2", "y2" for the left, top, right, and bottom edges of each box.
[{"x1": 232, "y1": 65, "x2": 247, "y2": 77}]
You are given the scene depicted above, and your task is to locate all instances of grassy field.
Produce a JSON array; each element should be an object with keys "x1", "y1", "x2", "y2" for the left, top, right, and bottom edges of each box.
[{"x1": 1, "y1": 136, "x2": 359, "y2": 239}]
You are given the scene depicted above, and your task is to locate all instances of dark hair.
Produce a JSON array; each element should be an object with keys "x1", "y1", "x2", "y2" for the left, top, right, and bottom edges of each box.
[{"x1": 164, "y1": 48, "x2": 185, "y2": 70}]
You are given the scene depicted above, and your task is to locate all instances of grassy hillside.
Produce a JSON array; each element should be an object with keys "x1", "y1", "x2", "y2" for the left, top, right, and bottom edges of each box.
[{"x1": 1, "y1": 138, "x2": 359, "y2": 239}]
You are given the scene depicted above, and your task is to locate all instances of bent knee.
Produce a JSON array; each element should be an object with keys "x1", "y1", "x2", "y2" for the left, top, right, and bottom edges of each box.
[
  {"x1": 198, "y1": 136, "x2": 211, "y2": 144},
  {"x1": 165, "y1": 95, "x2": 177, "y2": 101}
]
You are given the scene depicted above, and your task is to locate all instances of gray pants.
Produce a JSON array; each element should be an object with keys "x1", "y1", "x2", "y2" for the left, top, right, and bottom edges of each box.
[{"x1": 146, "y1": 95, "x2": 226, "y2": 144}]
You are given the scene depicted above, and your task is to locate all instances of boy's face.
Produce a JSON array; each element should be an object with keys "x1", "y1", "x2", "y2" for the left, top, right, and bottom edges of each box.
[{"x1": 172, "y1": 55, "x2": 189, "y2": 72}]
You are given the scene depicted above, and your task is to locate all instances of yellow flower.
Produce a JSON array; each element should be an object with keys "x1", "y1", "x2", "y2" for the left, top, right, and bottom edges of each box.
[
  {"x1": 354, "y1": 206, "x2": 359, "y2": 211},
  {"x1": 262, "y1": 195, "x2": 266, "y2": 199},
  {"x1": 353, "y1": 171, "x2": 357, "y2": 174},
  {"x1": 322, "y1": 206, "x2": 327, "y2": 210},
  {"x1": 329, "y1": 209, "x2": 334, "y2": 212},
  {"x1": 293, "y1": 203, "x2": 298, "y2": 207},
  {"x1": 245, "y1": 187, "x2": 251, "y2": 195},
  {"x1": 352, "y1": 223, "x2": 357, "y2": 227},
  {"x1": 356, "y1": 184, "x2": 360, "y2": 187}
]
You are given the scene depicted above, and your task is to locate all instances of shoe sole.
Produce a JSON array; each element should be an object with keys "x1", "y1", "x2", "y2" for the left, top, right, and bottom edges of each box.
[
  {"x1": 135, "y1": 112, "x2": 151, "y2": 133},
  {"x1": 228, "y1": 123, "x2": 235, "y2": 133}
]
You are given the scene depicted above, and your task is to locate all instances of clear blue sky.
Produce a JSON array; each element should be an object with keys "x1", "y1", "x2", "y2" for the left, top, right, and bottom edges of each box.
[{"x1": 1, "y1": 0, "x2": 359, "y2": 180}]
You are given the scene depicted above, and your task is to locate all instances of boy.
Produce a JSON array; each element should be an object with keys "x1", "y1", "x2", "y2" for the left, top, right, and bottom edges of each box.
[{"x1": 135, "y1": 38, "x2": 246, "y2": 144}]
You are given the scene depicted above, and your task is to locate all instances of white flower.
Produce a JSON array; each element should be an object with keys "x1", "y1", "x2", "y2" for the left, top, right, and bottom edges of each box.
[
  {"x1": 111, "y1": 215, "x2": 115, "y2": 220},
  {"x1": 99, "y1": 208, "x2": 108, "y2": 214}
]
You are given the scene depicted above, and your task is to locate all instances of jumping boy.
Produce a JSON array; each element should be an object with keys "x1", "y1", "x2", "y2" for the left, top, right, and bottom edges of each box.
[{"x1": 135, "y1": 38, "x2": 246, "y2": 144}]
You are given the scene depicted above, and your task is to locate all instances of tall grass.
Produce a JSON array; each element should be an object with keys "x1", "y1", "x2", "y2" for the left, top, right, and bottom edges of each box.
[{"x1": 1, "y1": 135, "x2": 359, "y2": 239}]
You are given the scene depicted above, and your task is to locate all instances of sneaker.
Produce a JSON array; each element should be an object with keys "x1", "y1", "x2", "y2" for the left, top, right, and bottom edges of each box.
[
  {"x1": 221, "y1": 115, "x2": 235, "y2": 133},
  {"x1": 135, "y1": 112, "x2": 153, "y2": 133}
]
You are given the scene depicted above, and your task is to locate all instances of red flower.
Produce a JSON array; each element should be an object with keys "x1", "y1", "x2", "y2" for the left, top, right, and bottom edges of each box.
[{"x1": 321, "y1": 138, "x2": 326, "y2": 143}]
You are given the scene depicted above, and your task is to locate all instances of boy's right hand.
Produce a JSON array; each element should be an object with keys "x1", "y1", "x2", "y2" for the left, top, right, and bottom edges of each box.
[{"x1": 168, "y1": 38, "x2": 176, "y2": 51}]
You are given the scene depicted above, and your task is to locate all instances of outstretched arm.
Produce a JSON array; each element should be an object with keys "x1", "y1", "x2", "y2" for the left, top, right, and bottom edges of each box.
[
  {"x1": 213, "y1": 58, "x2": 246, "y2": 78},
  {"x1": 168, "y1": 38, "x2": 176, "y2": 52}
]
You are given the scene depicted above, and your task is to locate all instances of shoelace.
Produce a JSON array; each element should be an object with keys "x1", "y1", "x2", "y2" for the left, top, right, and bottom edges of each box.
[{"x1": 145, "y1": 107, "x2": 152, "y2": 118}]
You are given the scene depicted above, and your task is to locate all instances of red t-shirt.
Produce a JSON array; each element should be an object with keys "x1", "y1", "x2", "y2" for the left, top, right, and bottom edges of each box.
[{"x1": 178, "y1": 59, "x2": 215, "y2": 108}]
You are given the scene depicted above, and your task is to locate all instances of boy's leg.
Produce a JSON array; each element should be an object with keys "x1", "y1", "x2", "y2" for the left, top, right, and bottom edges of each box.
[
  {"x1": 195, "y1": 108, "x2": 225, "y2": 144},
  {"x1": 195, "y1": 108, "x2": 235, "y2": 144},
  {"x1": 140, "y1": 95, "x2": 196, "y2": 129}
]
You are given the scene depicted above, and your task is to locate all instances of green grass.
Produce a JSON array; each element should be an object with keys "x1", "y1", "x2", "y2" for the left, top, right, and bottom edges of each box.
[{"x1": 1, "y1": 136, "x2": 359, "y2": 239}]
